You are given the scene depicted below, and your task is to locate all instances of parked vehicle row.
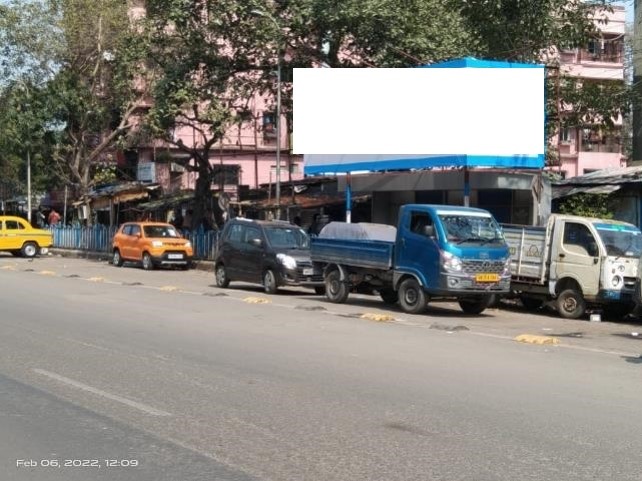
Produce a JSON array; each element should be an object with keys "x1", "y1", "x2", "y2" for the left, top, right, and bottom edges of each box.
[{"x1": 98, "y1": 206, "x2": 642, "y2": 320}]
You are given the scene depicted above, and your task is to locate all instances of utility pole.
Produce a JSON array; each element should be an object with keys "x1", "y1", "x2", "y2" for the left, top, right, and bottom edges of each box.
[{"x1": 27, "y1": 150, "x2": 32, "y2": 223}]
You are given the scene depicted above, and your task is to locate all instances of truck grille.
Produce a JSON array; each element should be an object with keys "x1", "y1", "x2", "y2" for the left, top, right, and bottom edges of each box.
[{"x1": 462, "y1": 259, "x2": 505, "y2": 274}]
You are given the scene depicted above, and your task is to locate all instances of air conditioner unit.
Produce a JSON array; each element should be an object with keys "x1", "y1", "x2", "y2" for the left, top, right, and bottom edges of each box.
[{"x1": 170, "y1": 162, "x2": 186, "y2": 173}]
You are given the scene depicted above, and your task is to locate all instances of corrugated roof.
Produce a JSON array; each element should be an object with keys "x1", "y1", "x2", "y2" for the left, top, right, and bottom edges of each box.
[{"x1": 554, "y1": 166, "x2": 642, "y2": 187}]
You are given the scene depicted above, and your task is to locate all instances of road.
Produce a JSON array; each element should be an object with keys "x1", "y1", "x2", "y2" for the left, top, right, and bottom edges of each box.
[{"x1": 1, "y1": 255, "x2": 642, "y2": 480}]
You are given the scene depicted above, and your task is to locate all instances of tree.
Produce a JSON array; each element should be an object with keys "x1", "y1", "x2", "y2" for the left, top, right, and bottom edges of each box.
[
  {"x1": 141, "y1": 0, "x2": 282, "y2": 229},
  {"x1": 0, "y1": 0, "x2": 147, "y2": 223}
]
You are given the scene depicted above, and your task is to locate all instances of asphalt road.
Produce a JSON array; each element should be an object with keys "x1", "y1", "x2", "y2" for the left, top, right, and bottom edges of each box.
[{"x1": 1, "y1": 255, "x2": 642, "y2": 480}]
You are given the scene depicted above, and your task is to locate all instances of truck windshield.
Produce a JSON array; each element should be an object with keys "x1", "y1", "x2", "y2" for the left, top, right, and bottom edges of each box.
[
  {"x1": 594, "y1": 223, "x2": 642, "y2": 258},
  {"x1": 265, "y1": 227, "x2": 310, "y2": 249},
  {"x1": 438, "y1": 214, "x2": 504, "y2": 245}
]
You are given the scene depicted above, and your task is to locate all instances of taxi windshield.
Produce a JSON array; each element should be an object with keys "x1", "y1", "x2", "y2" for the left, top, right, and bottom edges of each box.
[
  {"x1": 438, "y1": 213, "x2": 504, "y2": 245},
  {"x1": 594, "y1": 223, "x2": 642, "y2": 258}
]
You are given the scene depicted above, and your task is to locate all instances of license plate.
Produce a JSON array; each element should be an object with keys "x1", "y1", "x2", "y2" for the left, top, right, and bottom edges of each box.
[
  {"x1": 475, "y1": 273, "x2": 500, "y2": 283},
  {"x1": 168, "y1": 253, "x2": 184, "y2": 260},
  {"x1": 303, "y1": 268, "x2": 314, "y2": 276}
]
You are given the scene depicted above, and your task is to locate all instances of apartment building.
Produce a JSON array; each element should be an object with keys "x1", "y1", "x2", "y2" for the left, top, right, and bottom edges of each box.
[{"x1": 552, "y1": 5, "x2": 626, "y2": 178}]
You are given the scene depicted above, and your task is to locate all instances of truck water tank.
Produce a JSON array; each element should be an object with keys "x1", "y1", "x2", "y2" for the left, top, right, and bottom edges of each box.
[{"x1": 318, "y1": 222, "x2": 397, "y2": 242}]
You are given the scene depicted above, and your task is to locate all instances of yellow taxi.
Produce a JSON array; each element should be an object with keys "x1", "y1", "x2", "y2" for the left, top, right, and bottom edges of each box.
[
  {"x1": 0, "y1": 215, "x2": 53, "y2": 258},
  {"x1": 112, "y1": 222, "x2": 194, "y2": 270}
]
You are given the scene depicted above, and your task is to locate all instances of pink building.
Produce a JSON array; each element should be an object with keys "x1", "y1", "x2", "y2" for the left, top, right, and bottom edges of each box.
[
  {"x1": 127, "y1": 0, "x2": 302, "y2": 201},
  {"x1": 550, "y1": 5, "x2": 626, "y2": 178}
]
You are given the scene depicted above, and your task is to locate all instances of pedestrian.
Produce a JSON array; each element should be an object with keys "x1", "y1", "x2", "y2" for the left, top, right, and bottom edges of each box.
[
  {"x1": 48, "y1": 208, "x2": 61, "y2": 226},
  {"x1": 308, "y1": 213, "x2": 322, "y2": 237}
]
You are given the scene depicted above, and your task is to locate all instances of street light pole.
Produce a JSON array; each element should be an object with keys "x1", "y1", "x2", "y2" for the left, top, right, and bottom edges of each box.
[
  {"x1": 275, "y1": 49, "x2": 282, "y2": 219},
  {"x1": 251, "y1": 9, "x2": 282, "y2": 220},
  {"x1": 27, "y1": 149, "x2": 32, "y2": 223}
]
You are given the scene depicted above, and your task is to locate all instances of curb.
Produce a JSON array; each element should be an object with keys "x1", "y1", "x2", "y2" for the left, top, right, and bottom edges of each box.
[{"x1": 49, "y1": 248, "x2": 214, "y2": 272}]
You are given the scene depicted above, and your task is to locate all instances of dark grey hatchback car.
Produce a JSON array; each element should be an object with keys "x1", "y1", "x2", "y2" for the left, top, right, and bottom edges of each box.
[{"x1": 214, "y1": 218, "x2": 324, "y2": 294}]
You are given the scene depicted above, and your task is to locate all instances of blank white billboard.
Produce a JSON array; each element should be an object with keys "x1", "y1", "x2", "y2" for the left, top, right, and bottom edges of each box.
[{"x1": 293, "y1": 66, "x2": 545, "y2": 156}]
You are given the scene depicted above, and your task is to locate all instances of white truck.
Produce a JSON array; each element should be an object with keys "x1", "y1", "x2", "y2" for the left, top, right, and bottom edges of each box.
[{"x1": 502, "y1": 214, "x2": 641, "y2": 319}]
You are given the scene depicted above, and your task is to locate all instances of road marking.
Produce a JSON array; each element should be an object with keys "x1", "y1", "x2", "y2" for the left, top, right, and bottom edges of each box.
[
  {"x1": 514, "y1": 334, "x2": 560, "y2": 345},
  {"x1": 33, "y1": 369, "x2": 171, "y2": 416},
  {"x1": 243, "y1": 296, "x2": 271, "y2": 304},
  {"x1": 87, "y1": 276, "x2": 105, "y2": 282},
  {"x1": 39, "y1": 270, "x2": 56, "y2": 276},
  {"x1": 1, "y1": 265, "x2": 16, "y2": 271},
  {"x1": 160, "y1": 285, "x2": 178, "y2": 292}
]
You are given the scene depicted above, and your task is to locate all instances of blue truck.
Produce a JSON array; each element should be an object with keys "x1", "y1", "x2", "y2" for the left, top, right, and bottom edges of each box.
[{"x1": 310, "y1": 205, "x2": 511, "y2": 315}]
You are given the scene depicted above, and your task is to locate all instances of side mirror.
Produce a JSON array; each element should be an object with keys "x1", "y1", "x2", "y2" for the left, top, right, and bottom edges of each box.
[
  {"x1": 423, "y1": 225, "x2": 435, "y2": 237},
  {"x1": 249, "y1": 238, "x2": 262, "y2": 247}
]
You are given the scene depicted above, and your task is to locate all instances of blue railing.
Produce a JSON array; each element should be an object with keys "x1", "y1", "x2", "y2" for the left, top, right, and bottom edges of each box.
[{"x1": 50, "y1": 226, "x2": 219, "y2": 260}]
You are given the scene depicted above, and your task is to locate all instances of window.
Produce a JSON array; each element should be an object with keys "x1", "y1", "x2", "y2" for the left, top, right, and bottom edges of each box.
[
  {"x1": 212, "y1": 165, "x2": 240, "y2": 186},
  {"x1": 409, "y1": 212, "x2": 433, "y2": 237},
  {"x1": 130, "y1": 225, "x2": 141, "y2": 237},
  {"x1": 270, "y1": 163, "x2": 297, "y2": 175},
  {"x1": 4, "y1": 220, "x2": 25, "y2": 230},
  {"x1": 559, "y1": 128, "x2": 571, "y2": 143},
  {"x1": 227, "y1": 224, "x2": 244, "y2": 243},
  {"x1": 122, "y1": 225, "x2": 133, "y2": 235},
  {"x1": 244, "y1": 226, "x2": 261, "y2": 243},
  {"x1": 563, "y1": 222, "x2": 598, "y2": 257},
  {"x1": 587, "y1": 39, "x2": 600, "y2": 56},
  {"x1": 263, "y1": 112, "x2": 277, "y2": 138}
]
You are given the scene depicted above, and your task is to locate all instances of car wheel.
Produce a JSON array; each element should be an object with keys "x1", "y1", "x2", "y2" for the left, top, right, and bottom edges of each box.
[
  {"x1": 556, "y1": 288, "x2": 586, "y2": 319},
  {"x1": 142, "y1": 252, "x2": 154, "y2": 271},
  {"x1": 112, "y1": 249, "x2": 123, "y2": 267},
  {"x1": 263, "y1": 269, "x2": 279, "y2": 294},
  {"x1": 459, "y1": 295, "x2": 492, "y2": 315},
  {"x1": 379, "y1": 288, "x2": 399, "y2": 305},
  {"x1": 215, "y1": 263, "x2": 230, "y2": 288},
  {"x1": 398, "y1": 278, "x2": 426, "y2": 314},
  {"x1": 21, "y1": 242, "x2": 38, "y2": 258},
  {"x1": 325, "y1": 269, "x2": 349, "y2": 303}
]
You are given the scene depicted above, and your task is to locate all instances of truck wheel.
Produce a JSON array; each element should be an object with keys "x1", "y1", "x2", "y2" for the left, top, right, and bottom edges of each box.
[
  {"x1": 21, "y1": 242, "x2": 38, "y2": 258},
  {"x1": 556, "y1": 288, "x2": 586, "y2": 319},
  {"x1": 263, "y1": 269, "x2": 279, "y2": 294},
  {"x1": 520, "y1": 296, "x2": 543, "y2": 310},
  {"x1": 459, "y1": 296, "x2": 491, "y2": 315},
  {"x1": 379, "y1": 289, "x2": 399, "y2": 305},
  {"x1": 325, "y1": 270, "x2": 349, "y2": 303},
  {"x1": 398, "y1": 278, "x2": 426, "y2": 314}
]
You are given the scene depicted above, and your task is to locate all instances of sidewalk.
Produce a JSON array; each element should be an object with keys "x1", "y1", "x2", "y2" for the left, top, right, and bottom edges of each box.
[{"x1": 49, "y1": 248, "x2": 214, "y2": 272}]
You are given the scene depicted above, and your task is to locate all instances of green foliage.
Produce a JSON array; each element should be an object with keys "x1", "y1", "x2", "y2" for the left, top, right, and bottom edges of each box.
[{"x1": 558, "y1": 193, "x2": 614, "y2": 219}]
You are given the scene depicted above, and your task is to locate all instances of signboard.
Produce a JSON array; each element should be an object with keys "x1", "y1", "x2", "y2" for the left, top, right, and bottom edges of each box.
[
  {"x1": 296, "y1": 58, "x2": 545, "y2": 174},
  {"x1": 137, "y1": 162, "x2": 156, "y2": 183}
]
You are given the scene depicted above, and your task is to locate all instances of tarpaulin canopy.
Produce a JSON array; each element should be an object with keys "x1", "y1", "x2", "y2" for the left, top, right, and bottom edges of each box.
[{"x1": 304, "y1": 57, "x2": 545, "y2": 175}]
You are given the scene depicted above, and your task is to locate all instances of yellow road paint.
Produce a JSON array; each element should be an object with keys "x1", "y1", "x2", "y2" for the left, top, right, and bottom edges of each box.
[
  {"x1": 1, "y1": 265, "x2": 16, "y2": 271},
  {"x1": 243, "y1": 297, "x2": 271, "y2": 304},
  {"x1": 514, "y1": 334, "x2": 560, "y2": 345},
  {"x1": 88, "y1": 276, "x2": 105, "y2": 282},
  {"x1": 160, "y1": 286, "x2": 178, "y2": 292},
  {"x1": 360, "y1": 313, "x2": 395, "y2": 322},
  {"x1": 39, "y1": 270, "x2": 56, "y2": 276}
]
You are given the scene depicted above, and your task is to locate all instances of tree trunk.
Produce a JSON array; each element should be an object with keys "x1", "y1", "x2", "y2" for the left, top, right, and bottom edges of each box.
[{"x1": 192, "y1": 156, "x2": 212, "y2": 231}]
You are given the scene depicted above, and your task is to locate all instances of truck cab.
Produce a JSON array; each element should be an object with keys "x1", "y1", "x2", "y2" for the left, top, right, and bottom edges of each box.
[
  {"x1": 505, "y1": 215, "x2": 641, "y2": 318},
  {"x1": 394, "y1": 205, "x2": 511, "y2": 297}
]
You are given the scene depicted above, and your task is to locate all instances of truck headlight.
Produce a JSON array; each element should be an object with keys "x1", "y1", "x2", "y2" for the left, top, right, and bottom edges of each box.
[
  {"x1": 441, "y1": 251, "x2": 463, "y2": 273},
  {"x1": 152, "y1": 240, "x2": 163, "y2": 247},
  {"x1": 612, "y1": 275, "x2": 622, "y2": 288},
  {"x1": 277, "y1": 253, "x2": 297, "y2": 270}
]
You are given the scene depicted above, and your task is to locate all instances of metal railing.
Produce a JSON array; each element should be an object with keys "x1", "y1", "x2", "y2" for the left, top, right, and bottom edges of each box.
[{"x1": 50, "y1": 225, "x2": 219, "y2": 260}]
